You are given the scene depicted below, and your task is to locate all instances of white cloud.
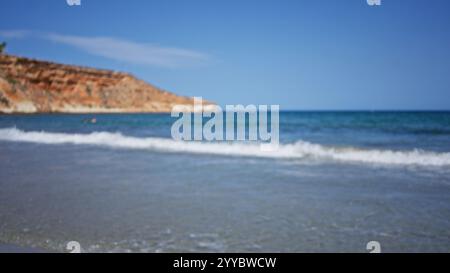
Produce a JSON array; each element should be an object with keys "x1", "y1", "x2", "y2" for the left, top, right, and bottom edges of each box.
[
  {"x1": 46, "y1": 34, "x2": 210, "y2": 68},
  {"x1": 0, "y1": 29, "x2": 210, "y2": 68}
]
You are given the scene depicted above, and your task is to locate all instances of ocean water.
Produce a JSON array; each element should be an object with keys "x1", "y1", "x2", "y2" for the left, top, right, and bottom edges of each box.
[{"x1": 0, "y1": 111, "x2": 449, "y2": 252}]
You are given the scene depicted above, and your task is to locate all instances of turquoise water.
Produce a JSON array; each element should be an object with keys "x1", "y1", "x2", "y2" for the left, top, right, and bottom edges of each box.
[{"x1": 0, "y1": 111, "x2": 449, "y2": 252}]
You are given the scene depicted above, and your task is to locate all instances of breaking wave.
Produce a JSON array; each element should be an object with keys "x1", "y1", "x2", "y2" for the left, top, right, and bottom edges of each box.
[{"x1": 0, "y1": 127, "x2": 449, "y2": 166}]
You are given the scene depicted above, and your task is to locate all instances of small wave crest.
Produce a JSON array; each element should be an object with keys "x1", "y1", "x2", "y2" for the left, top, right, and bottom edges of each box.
[{"x1": 0, "y1": 127, "x2": 449, "y2": 166}]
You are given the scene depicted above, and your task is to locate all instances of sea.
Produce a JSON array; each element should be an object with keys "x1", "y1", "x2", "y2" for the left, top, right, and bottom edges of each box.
[{"x1": 0, "y1": 111, "x2": 449, "y2": 252}]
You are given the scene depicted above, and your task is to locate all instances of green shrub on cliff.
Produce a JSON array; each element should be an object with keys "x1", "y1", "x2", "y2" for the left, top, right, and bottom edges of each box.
[{"x1": 0, "y1": 42, "x2": 6, "y2": 54}]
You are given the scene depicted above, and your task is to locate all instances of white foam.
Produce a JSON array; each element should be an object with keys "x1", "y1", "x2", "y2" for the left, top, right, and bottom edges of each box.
[{"x1": 0, "y1": 127, "x2": 449, "y2": 166}]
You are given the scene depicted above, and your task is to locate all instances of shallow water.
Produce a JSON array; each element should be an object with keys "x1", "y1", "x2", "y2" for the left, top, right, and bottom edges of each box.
[{"x1": 0, "y1": 112, "x2": 449, "y2": 252}]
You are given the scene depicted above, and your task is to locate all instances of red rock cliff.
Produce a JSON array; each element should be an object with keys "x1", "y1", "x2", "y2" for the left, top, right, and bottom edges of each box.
[{"x1": 0, "y1": 54, "x2": 210, "y2": 113}]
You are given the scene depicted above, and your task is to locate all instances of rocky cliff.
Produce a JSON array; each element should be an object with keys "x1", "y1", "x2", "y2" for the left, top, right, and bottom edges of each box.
[{"x1": 0, "y1": 54, "x2": 209, "y2": 113}]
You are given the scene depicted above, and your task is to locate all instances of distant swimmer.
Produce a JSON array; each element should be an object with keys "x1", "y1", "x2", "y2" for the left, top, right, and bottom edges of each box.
[{"x1": 83, "y1": 117, "x2": 97, "y2": 124}]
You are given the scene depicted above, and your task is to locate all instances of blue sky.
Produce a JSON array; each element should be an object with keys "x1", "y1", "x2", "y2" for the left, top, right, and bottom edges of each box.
[{"x1": 1, "y1": 0, "x2": 450, "y2": 110}]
